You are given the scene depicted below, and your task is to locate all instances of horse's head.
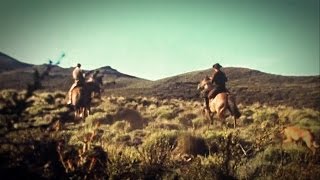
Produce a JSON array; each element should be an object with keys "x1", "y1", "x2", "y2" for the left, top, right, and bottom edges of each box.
[{"x1": 197, "y1": 76, "x2": 212, "y2": 91}]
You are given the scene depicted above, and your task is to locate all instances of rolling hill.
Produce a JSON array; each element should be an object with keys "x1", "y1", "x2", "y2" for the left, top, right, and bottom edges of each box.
[
  {"x1": 0, "y1": 52, "x2": 32, "y2": 72},
  {"x1": 0, "y1": 53, "x2": 319, "y2": 109},
  {"x1": 105, "y1": 67, "x2": 320, "y2": 109},
  {"x1": 0, "y1": 53, "x2": 149, "y2": 91}
]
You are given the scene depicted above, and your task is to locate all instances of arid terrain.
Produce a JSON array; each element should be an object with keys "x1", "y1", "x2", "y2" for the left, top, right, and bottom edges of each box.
[
  {"x1": 1, "y1": 52, "x2": 319, "y2": 110},
  {"x1": 0, "y1": 52, "x2": 320, "y2": 179}
]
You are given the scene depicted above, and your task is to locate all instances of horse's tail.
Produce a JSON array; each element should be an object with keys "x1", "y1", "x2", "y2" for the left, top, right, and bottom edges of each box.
[{"x1": 227, "y1": 94, "x2": 241, "y2": 119}]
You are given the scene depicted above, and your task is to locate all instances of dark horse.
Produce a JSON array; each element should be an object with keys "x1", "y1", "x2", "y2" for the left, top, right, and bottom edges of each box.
[
  {"x1": 197, "y1": 76, "x2": 241, "y2": 128},
  {"x1": 70, "y1": 81, "x2": 101, "y2": 120}
]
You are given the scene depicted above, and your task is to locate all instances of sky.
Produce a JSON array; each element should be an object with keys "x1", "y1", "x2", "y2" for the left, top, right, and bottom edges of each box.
[{"x1": 0, "y1": 0, "x2": 319, "y2": 80}]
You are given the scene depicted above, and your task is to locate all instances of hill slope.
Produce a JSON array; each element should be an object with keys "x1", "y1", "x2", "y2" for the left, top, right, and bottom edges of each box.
[
  {"x1": 0, "y1": 61, "x2": 149, "y2": 91},
  {"x1": 106, "y1": 67, "x2": 320, "y2": 109},
  {"x1": 0, "y1": 53, "x2": 319, "y2": 109},
  {"x1": 0, "y1": 52, "x2": 32, "y2": 72}
]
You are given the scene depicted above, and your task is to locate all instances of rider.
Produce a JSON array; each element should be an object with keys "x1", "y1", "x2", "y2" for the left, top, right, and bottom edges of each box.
[
  {"x1": 67, "y1": 63, "x2": 85, "y2": 104},
  {"x1": 203, "y1": 63, "x2": 228, "y2": 112},
  {"x1": 87, "y1": 70, "x2": 99, "y2": 83}
]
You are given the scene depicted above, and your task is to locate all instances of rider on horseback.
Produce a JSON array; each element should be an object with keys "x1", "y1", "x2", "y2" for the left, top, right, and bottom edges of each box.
[
  {"x1": 67, "y1": 63, "x2": 85, "y2": 105},
  {"x1": 87, "y1": 70, "x2": 99, "y2": 83},
  {"x1": 203, "y1": 63, "x2": 228, "y2": 113}
]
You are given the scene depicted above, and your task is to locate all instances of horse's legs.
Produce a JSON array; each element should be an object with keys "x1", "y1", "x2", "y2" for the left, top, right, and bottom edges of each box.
[
  {"x1": 74, "y1": 111, "x2": 78, "y2": 119},
  {"x1": 87, "y1": 106, "x2": 90, "y2": 116},
  {"x1": 217, "y1": 105, "x2": 226, "y2": 120},
  {"x1": 79, "y1": 109, "x2": 82, "y2": 118},
  {"x1": 202, "y1": 107, "x2": 213, "y2": 127},
  {"x1": 204, "y1": 108, "x2": 212, "y2": 125},
  {"x1": 227, "y1": 96, "x2": 241, "y2": 120}
]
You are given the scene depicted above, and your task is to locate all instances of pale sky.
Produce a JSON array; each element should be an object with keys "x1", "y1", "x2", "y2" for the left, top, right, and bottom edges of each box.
[{"x1": 0, "y1": 0, "x2": 319, "y2": 80}]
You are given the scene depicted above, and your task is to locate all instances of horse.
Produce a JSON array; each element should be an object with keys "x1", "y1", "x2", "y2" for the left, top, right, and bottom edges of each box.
[
  {"x1": 70, "y1": 81, "x2": 101, "y2": 120},
  {"x1": 87, "y1": 75, "x2": 104, "y2": 98},
  {"x1": 197, "y1": 76, "x2": 241, "y2": 128}
]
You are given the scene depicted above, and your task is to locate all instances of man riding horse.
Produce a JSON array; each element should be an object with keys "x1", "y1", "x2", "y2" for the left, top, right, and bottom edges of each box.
[
  {"x1": 86, "y1": 70, "x2": 103, "y2": 98},
  {"x1": 198, "y1": 63, "x2": 240, "y2": 128},
  {"x1": 87, "y1": 70, "x2": 99, "y2": 83},
  {"x1": 67, "y1": 63, "x2": 85, "y2": 105},
  {"x1": 67, "y1": 63, "x2": 102, "y2": 119},
  {"x1": 202, "y1": 63, "x2": 228, "y2": 113}
]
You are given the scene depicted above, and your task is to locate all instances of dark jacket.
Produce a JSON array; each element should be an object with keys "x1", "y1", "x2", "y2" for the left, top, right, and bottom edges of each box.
[{"x1": 211, "y1": 70, "x2": 228, "y2": 87}]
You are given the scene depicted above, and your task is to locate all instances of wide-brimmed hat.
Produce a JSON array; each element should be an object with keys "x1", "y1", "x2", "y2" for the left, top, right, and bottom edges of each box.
[
  {"x1": 77, "y1": 63, "x2": 81, "y2": 67},
  {"x1": 212, "y1": 63, "x2": 222, "y2": 69}
]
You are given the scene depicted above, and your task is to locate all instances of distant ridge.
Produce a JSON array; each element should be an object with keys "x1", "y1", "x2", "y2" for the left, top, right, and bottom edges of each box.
[
  {"x1": 96, "y1": 66, "x2": 137, "y2": 79},
  {"x1": 0, "y1": 52, "x2": 148, "y2": 91},
  {"x1": 0, "y1": 52, "x2": 319, "y2": 109},
  {"x1": 0, "y1": 52, "x2": 32, "y2": 72},
  {"x1": 105, "y1": 67, "x2": 320, "y2": 110}
]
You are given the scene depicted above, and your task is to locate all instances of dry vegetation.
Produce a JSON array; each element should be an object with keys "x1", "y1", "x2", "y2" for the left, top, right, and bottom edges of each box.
[{"x1": 1, "y1": 90, "x2": 319, "y2": 179}]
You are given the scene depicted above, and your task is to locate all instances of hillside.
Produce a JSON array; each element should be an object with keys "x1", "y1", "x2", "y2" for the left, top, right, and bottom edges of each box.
[
  {"x1": 0, "y1": 54, "x2": 319, "y2": 178},
  {"x1": 0, "y1": 62, "x2": 149, "y2": 91},
  {"x1": 0, "y1": 52, "x2": 32, "y2": 72},
  {"x1": 0, "y1": 91, "x2": 319, "y2": 179},
  {"x1": 0, "y1": 53, "x2": 319, "y2": 109},
  {"x1": 106, "y1": 68, "x2": 320, "y2": 110}
]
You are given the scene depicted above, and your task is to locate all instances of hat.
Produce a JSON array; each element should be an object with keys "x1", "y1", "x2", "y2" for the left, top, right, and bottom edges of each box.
[
  {"x1": 212, "y1": 63, "x2": 222, "y2": 69},
  {"x1": 77, "y1": 63, "x2": 81, "y2": 67}
]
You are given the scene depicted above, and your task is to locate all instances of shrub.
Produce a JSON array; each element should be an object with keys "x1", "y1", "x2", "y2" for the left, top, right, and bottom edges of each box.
[
  {"x1": 140, "y1": 131, "x2": 176, "y2": 165},
  {"x1": 252, "y1": 108, "x2": 279, "y2": 124},
  {"x1": 192, "y1": 117, "x2": 210, "y2": 129},
  {"x1": 86, "y1": 112, "x2": 113, "y2": 126},
  {"x1": 173, "y1": 133, "x2": 209, "y2": 157},
  {"x1": 178, "y1": 113, "x2": 197, "y2": 127},
  {"x1": 139, "y1": 131, "x2": 177, "y2": 178},
  {"x1": 155, "y1": 105, "x2": 181, "y2": 120},
  {"x1": 113, "y1": 108, "x2": 144, "y2": 130},
  {"x1": 151, "y1": 120, "x2": 184, "y2": 131},
  {"x1": 110, "y1": 120, "x2": 131, "y2": 132},
  {"x1": 106, "y1": 145, "x2": 141, "y2": 179},
  {"x1": 178, "y1": 157, "x2": 222, "y2": 180}
]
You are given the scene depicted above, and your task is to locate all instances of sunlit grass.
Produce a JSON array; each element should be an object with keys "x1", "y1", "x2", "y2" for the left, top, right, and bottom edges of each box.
[{"x1": 1, "y1": 90, "x2": 319, "y2": 179}]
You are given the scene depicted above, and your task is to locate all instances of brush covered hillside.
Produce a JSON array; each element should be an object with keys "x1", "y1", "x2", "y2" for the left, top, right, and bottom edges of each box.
[
  {"x1": 0, "y1": 53, "x2": 319, "y2": 109},
  {"x1": 106, "y1": 68, "x2": 320, "y2": 110},
  {"x1": 0, "y1": 53, "x2": 320, "y2": 179},
  {"x1": 0, "y1": 90, "x2": 319, "y2": 179},
  {"x1": 0, "y1": 53, "x2": 149, "y2": 91},
  {"x1": 0, "y1": 52, "x2": 32, "y2": 72}
]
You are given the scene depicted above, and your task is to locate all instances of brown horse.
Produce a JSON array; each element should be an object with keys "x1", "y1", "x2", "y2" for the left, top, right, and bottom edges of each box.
[
  {"x1": 71, "y1": 81, "x2": 101, "y2": 120},
  {"x1": 197, "y1": 76, "x2": 241, "y2": 128}
]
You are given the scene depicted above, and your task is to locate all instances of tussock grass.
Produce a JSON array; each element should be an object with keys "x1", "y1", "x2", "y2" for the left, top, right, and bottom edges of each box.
[
  {"x1": 1, "y1": 90, "x2": 319, "y2": 179},
  {"x1": 173, "y1": 132, "x2": 209, "y2": 157}
]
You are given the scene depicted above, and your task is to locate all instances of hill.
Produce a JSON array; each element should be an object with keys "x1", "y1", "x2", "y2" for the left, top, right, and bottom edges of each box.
[
  {"x1": 0, "y1": 52, "x2": 32, "y2": 72},
  {"x1": 0, "y1": 53, "x2": 319, "y2": 109},
  {"x1": 105, "y1": 68, "x2": 320, "y2": 110},
  {"x1": 0, "y1": 61, "x2": 149, "y2": 91}
]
